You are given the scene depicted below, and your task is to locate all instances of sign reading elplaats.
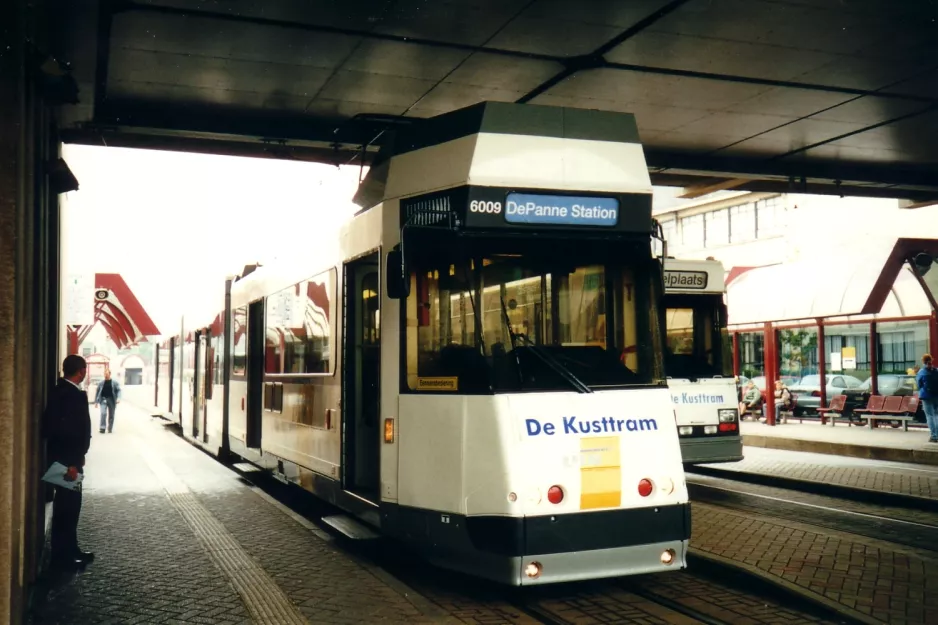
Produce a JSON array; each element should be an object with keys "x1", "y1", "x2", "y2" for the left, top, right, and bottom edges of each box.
[
  {"x1": 504, "y1": 193, "x2": 619, "y2": 227},
  {"x1": 663, "y1": 270, "x2": 708, "y2": 290}
]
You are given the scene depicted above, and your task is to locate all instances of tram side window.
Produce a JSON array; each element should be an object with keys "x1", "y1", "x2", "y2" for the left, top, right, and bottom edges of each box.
[
  {"x1": 264, "y1": 269, "x2": 335, "y2": 375},
  {"x1": 232, "y1": 306, "x2": 247, "y2": 376},
  {"x1": 212, "y1": 334, "x2": 224, "y2": 385}
]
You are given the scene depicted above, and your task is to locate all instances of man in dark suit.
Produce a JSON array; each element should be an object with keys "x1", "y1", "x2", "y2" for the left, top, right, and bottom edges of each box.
[{"x1": 43, "y1": 354, "x2": 95, "y2": 569}]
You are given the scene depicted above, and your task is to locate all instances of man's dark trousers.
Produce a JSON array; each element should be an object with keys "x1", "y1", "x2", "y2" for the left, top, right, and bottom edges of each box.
[{"x1": 50, "y1": 478, "x2": 82, "y2": 561}]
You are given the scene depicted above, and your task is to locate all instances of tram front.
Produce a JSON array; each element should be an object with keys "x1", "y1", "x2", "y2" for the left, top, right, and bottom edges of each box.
[{"x1": 371, "y1": 102, "x2": 690, "y2": 585}]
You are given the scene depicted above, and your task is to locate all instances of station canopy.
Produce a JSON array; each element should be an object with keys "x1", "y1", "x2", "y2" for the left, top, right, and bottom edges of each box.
[
  {"x1": 726, "y1": 241, "x2": 934, "y2": 326},
  {"x1": 53, "y1": 0, "x2": 938, "y2": 202}
]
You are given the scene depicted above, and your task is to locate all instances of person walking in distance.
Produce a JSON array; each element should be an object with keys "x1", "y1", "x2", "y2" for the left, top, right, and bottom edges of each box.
[
  {"x1": 916, "y1": 354, "x2": 938, "y2": 443},
  {"x1": 42, "y1": 354, "x2": 95, "y2": 569},
  {"x1": 94, "y1": 368, "x2": 121, "y2": 434}
]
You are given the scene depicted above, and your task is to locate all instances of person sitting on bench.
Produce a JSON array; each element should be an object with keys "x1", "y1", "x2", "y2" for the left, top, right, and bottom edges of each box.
[
  {"x1": 762, "y1": 380, "x2": 792, "y2": 422},
  {"x1": 738, "y1": 380, "x2": 762, "y2": 419}
]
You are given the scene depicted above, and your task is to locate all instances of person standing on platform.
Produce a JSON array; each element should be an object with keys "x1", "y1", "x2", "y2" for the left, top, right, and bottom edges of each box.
[
  {"x1": 94, "y1": 368, "x2": 121, "y2": 434},
  {"x1": 916, "y1": 354, "x2": 938, "y2": 443},
  {"x1": 42, "y1": 354, "x2": 95, "y2": 569}
]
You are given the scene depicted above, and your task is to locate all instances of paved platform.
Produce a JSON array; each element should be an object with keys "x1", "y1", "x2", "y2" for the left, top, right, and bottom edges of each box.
[
  {"x1": 27, "y1": 402, "x2": 452, "y2": 625},
  {"x1": 740, "y1": 419, "x2": 938, "y2": 466},
  {"x1": 698, "y1": 446, "x2": 938, "y2": 501},
  {"x1": 691, "y1": 502, "x2": 937, "y2": 625}
]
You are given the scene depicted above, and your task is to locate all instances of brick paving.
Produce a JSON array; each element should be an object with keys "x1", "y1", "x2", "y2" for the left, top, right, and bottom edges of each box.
[
  {"x1": 41, "y1": 397, "x2": 933, "y2": 625},
  {"x1": 691, "y1": 502, "x2": 938, "y2": 625},
  {"x1": 27, "y1": 404, "x2": 453, "y2": 624},
  {"x1": 629, "y1": 569, "x2": 830, "y2": 624},
  {"x1": 701, "y1": 446, "x2": 938, "y2": 499}
]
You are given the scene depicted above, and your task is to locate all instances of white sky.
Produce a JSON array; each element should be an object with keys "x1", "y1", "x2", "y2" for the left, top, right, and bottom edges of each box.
[{"x1": 61, "y1": 144, "x2": 365, "y2": 337}]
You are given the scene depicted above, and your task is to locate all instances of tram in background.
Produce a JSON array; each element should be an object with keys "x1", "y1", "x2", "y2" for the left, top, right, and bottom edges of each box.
[
  {"x1": 662, "y1": 258, "x2": 742, "y2": 464},
  {"x1": 154, "y1": 101, "x2": 691, "y2": 585}
]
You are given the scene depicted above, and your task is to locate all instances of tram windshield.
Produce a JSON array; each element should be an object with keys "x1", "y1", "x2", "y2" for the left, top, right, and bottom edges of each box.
[
  {"x1": 405, "y1": 236, "x2": 664, "y2": 393},
  {"x1": 662, "y1": 294, "x2": 732, "y2": 380}
]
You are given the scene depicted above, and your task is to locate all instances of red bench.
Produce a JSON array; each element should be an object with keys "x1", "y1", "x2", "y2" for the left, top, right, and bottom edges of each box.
[{"x1": 816, "y1": 394, "x2": 847, "y2": 426}]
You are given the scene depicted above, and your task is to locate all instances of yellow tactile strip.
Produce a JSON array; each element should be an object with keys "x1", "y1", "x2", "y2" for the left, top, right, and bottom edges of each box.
[{"x1": 135, "y1": 439, "x2": 309, "y2": 625}]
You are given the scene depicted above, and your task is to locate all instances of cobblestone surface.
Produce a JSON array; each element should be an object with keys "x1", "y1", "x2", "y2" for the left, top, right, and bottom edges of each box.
[
  {"x1": 692, "y1": 502, "x2": 938, "y2": 625},
  {"x1": 27, "y1": 404, "x2": 450, "y2": 624},
  {"x1": 701, "y1": 447, "x2": 938, "y2": 499},
  {"x1": 195, "y1": 488, "x2": 443, "y2": 624},
  {"x1": 28, "y1": 430, "x2": 250, "y2": 624}
]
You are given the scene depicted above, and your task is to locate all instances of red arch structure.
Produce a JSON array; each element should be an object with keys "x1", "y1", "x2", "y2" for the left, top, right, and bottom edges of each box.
[{"x1": 67, "y1": 273, "x2": 161, "y2": 354}]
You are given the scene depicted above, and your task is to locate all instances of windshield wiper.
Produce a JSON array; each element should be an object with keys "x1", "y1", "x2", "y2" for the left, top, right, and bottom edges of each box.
[{"x1": 500, "y1": 295, "x2": 592, "y2": 394}]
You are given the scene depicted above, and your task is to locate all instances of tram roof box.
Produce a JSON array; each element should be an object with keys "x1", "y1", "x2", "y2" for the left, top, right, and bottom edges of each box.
[{"x1": 353, "y1": 101, "x2": 653, "y2": 213}]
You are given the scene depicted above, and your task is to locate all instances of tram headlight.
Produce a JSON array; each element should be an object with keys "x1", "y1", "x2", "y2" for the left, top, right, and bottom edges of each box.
[
  {"x1": 525, "y1": 562, "x2": 542, "y2": 579},
  {"x1": 661, "y1": 549, "x2": 676, "y2": 565},
  {"x1": 678, "y1": 426, "x2": 693, "y2": 436},
  {"x1": 703, "y1": 425, "x2": 718, "y2": 435},
  {"x1": 718, "y1": 409, "x2": 738, "y2": 423}
]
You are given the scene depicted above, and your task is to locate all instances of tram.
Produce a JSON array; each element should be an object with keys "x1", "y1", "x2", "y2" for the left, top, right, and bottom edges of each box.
[
  {"x1": 154, "y1": 101, "x2": 691, "y2": 585},
  {"x1": 662, "y1": 258, "x2": 742, "y2": 464}
]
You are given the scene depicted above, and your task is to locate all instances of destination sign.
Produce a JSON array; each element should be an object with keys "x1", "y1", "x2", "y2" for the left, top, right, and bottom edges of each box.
[
  {"x1": 663, "y1": 270, "x2": 708, "y2": 290},
  {"x1": 503, "y1": 193, "x2": 619, "y2": 227}
]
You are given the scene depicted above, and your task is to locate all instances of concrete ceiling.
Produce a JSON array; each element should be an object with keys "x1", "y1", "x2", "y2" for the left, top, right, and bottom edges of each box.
[{"x1": 53, "y1": 0, "x2": 938, "y2": 200}]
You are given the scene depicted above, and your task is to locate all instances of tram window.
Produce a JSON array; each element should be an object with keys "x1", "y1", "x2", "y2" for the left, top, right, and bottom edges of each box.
[
  {"x1": 666, "y1": 308, "x2": 695, "y2": 355},
  {"x1": 405, "y1": 250, "x2": 653, "y2": 393},
  {"x1": 232, "y1": 306, "x2": 247, "y2": 376},
  {"x1": 663, "y1": 298, "x2": 728, "y2": 378},
  {"x1": 264, "y1": 269, "x2": 335, "y2": 376}
]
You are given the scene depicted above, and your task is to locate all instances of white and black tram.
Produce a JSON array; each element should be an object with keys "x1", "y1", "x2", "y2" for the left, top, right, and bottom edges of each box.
[
  {"x1": 662, "y1": 258, "x2": 743, "y2": 464},
  {"x1": 154, "y1": 101, "x2": 691, "y2": 585}
]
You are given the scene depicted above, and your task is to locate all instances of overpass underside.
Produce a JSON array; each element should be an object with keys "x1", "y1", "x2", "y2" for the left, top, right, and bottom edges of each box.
[{"x1": 54, "y1": 0, "x2": 938, "y2": 202}]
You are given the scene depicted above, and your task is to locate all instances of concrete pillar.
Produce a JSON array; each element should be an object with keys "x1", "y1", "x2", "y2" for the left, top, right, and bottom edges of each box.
[{"x1": 1, "y1": 1, "x2": 60, "y2": 621}]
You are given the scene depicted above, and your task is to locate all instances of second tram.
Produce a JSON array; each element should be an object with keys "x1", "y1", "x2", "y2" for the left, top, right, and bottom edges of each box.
[{"x1": 663, "y1": 258, "x2": 742, "y2": 464}]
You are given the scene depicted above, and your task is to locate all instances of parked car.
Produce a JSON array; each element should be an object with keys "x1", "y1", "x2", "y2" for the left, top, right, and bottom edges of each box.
[
  {"x1": 841, "y1": 374, "x2": 925, "y2": 423},
  {"x1": 789, "y1": 374, "x2": 865, "y2": 414}
]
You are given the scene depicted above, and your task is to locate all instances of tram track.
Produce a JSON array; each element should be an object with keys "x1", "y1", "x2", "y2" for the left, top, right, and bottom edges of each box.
[
  {"x1": 686, "y1": 464, "x2": 938, "y2": 513},
  {"x1": 686, "y1": 473, "x2": 938, "y2": 553}
]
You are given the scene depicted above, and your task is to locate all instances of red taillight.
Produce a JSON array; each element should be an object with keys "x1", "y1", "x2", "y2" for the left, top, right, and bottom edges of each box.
[
  {"x1": 812, "y1": 390, "x2": 821, "y2": 397},
  {"x1": 719, "y1": 422, "x2": 737, "y2": 432},
  {"x1": 638, "y1": 479, "x2": 653, "y2": 497},
  {"x1": 547, "y1": 486, "x2": 564, "y2": 504}
]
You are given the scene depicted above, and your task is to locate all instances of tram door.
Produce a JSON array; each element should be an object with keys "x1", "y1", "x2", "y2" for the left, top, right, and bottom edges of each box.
[
  {"x1": 342, "y1": 253, "x2": 381, "y2": 502},
  {"x1": 195, "y1": 333, "x2": 208, "y2": 441},
  {"x1": 245, "y1": 299, "x2": 265, "y2": 449}
]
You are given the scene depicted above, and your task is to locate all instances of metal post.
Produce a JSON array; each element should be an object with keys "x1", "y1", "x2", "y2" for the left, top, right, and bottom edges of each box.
[
  {"x1": 153, "y1": 343, "x2": 160, "y2": 407},
  {"x1": 931, "y1": 311, "x2": 938, "y2": 359},
  {"x1": 764, "y1": 322, "x2": 777, "y2": 426},
  {"x1": 67, "y1": 326, "x2": 79, "y2": 355},
  {"x1": 732, "y1": 331, "x2": 740, "y2": 377},
  {"x1": 817, "y1": 321, "x2": 827, "y2": 423},
  {"x1": 869, "y1": 321, "x2": 878, "y2": 396}
]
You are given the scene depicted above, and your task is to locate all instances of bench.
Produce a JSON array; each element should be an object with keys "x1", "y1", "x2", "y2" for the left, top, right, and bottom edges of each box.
[
  {"x1": 816, "y1": 394, "x2": 848, "y2": 426},
  {"x1": 865, "y1": 395, "x2": 920, "y2": 432}
]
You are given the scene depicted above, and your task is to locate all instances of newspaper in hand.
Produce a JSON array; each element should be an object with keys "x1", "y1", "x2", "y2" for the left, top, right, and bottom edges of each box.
[{"x1": 41, "y1": 462, "x2": 83, "y2": 491}]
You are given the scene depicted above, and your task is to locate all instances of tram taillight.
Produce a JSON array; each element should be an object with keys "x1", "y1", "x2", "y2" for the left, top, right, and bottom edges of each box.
[{"x1": 638, "y1": 478, "x2": 653, "y2": 497}]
